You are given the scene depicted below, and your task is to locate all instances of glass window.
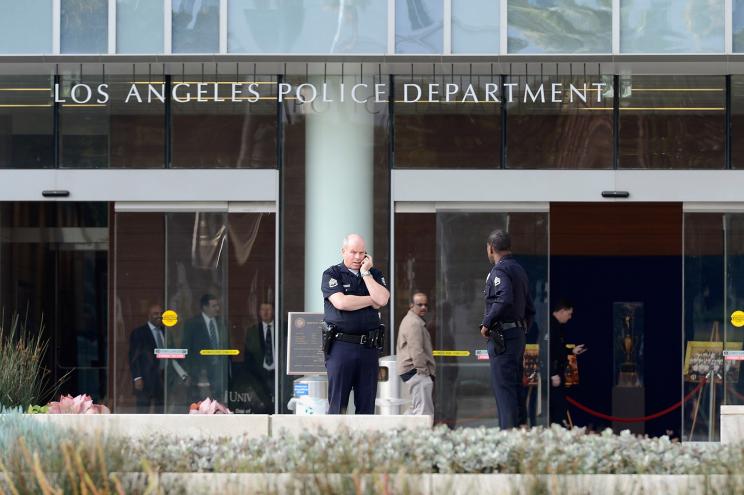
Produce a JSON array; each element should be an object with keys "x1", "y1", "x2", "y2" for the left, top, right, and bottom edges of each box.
[
  {"x1": 229, "y1": 0, "x2": 387, "y2": 53},
  {"x1": 0, "y1": 202, "x2": 109, "y2": 405},
  {"x1": 117, "y1": 0, "x2": 164, "y2": 53},
  {"x1": 396, "y1": 0, "x2": 443, "y2": 54},
  {"x1": 618, "y1": 76, "x2": 725, "y2": 169},
  {"x1": 735, "y1": 0, "x2": 744, "y2": 52},
  {"x1": 731, "y1": 76, "x2": 744, "y2": 169},
  {"x1": 0, "y1": 0, "x2": 52, "y2": 54},
  {"x1": 170, "y1": 73, "x2": 277, "y2": 168},
  {"x1": 172, "y1": 0, "x2": 219, "y2": 53},
  {"x1": 394, "y1": 76, "x2": 501, "y2": 168},
  {"x1": 621, "y1": 0, "x2": 724, "y2": 53},
  {"x1": 508, "y1": 0, "x2": 611, "y2": 53},
  {"x1": 451, "y1": 0, "x2": 499, "y2": 53},
  {"x1": 113, "y1": 209, "x2": 276, "y2": 413},
  {"x1": 506, "y1": 74, "x2": 613, "y2": 169},
  {"x1": 61, "y1": 0, "x2": 108, "y2": 54},
  {"x1": 0, "y1": 76, "x2": 54, "y2": 169},
  {"x1": 58, "y1": 71, "x2": 109, "y2": 168}
]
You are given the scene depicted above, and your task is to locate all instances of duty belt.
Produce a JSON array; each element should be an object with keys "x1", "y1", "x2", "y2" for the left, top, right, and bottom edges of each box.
[
  {"x1": 501, "y1": 322, "x2": 525, "y2": 330},
  {"x1": 334, "y1": 331, "x2": 376, "y2": 346}
]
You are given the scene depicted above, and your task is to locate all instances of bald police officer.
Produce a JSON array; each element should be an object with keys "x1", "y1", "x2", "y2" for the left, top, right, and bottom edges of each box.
[
  {"x1": 480, "y1": 230, "x2": 535, "y2": 429},
  {"x1": 322, "y1": 234, "x2": 390, "y2": 414}
]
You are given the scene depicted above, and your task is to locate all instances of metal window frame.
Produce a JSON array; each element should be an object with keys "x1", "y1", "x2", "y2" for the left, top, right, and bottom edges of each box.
[
  {"x1": 219, "y1": 0, "x2": 227, "y2": 54},
  {"x1": 52, "y1": 0, "x2": 61, "y2": 54},
  {"x1": 108, "y1": 0, "x2": 116, "y2": 54},
  {"x1": 164, "y1": 0, "x2": 172, "y2": 54},
  {"x1": 387, "y1": 0, "x2": 395, "y2": 54}
]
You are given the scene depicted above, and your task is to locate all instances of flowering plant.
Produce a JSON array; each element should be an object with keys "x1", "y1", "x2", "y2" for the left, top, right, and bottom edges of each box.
[
  {"x1": 189, "y1": 398, "x2": 232, "y2": 415},
  {"x1": 46, "y1": 394, "x2": 110, "y2": 414}
]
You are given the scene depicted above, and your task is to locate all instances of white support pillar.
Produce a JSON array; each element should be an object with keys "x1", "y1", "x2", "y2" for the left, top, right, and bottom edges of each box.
[{"x1": 304, "y1": 77, "x2": 375, "y2": 312}]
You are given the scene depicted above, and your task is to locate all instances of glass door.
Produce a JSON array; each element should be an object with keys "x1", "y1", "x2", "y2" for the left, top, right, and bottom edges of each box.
[
  {"x1": 113, "y1": 204, "x2": 276, "y2": 414},
  {"x1": 394, "y1": 206, "x2": 549, "y2": 428}
]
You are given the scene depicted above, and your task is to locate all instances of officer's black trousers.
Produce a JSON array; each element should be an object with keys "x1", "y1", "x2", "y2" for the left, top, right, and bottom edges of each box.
[
  {"x1": 487, "y1": 327, "x2": 526, "y2": 429},
  {"x1": 325, "y1": 341, "x2": 378, "y2": 414}
]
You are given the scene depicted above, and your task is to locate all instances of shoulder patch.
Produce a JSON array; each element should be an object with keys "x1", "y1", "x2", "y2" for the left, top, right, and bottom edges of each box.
[
  {"x1": 328, "y1": 278, "x2": 338, "y2": 288},
  {"x1": 493, "y1": 277, "x2": 501, "y2": 287}
]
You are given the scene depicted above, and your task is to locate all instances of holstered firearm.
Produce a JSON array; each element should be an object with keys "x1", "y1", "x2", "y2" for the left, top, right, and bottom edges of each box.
[
  {"x1": 488, "y1": 321, "x2": 506, "y2": 355},
  {"x1": 321, "y1": 321, "x2": 336, "y2": 357},
  {"x1": 371, "y1": 325, "x2": 385, "y2": 352}
]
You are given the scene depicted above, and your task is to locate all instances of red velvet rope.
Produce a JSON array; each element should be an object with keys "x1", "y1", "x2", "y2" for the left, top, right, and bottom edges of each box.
[{"x1": 565, "y1": 378, "x2": 707, "y2": 423}]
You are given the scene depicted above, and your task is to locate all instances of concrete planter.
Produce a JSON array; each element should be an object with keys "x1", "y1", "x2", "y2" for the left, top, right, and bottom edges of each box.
[
  {"x1": 113, "y1": 473, "x2": 744, "y2": 494},
  {"x1": 721, "y1": 405, "x2": 744, "y2": 444},
  {"x1": 28, "y1": 414, "x2": 432, "y2": 439}
]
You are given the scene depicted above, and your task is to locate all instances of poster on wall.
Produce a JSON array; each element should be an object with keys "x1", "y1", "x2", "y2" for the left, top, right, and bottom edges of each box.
[
  {"x1": 683, "y1": 341, "x2": 742, "y2": 383},
  {"x1": 522, "y1": 344, "x2": 540, "y2": 386}
]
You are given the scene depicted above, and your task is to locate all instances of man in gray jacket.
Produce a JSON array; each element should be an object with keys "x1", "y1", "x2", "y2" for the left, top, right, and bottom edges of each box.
[{"x1": 396, "y1": 292, "x2": 435, "y2": 416}]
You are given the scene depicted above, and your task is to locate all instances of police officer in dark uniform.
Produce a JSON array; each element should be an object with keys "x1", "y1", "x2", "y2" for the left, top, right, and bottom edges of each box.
[
  {"x1": 480, "y1": 230, "x2": 535, "y2": 429},
  {"x1": 322, "y1": 233, "x2": 390, "y2": 414}
]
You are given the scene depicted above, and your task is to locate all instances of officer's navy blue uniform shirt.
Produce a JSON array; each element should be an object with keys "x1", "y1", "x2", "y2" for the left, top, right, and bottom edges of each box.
[
  {"x1": 322, "y1": 263, "x2": 386, "y2": 334},
  {"x1": 482, "y1": 254, "x2": 536, "y2": 329}
]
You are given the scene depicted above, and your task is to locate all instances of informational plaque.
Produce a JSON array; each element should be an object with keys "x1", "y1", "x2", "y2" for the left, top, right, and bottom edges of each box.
[{"x1": 286, "y1": 312, "x2": 327, "y2": 375}]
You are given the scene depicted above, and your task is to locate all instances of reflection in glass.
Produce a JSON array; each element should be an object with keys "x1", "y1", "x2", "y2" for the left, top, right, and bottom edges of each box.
[
  {"x1": 396, "y1": 212, "x2": 548, "y2": 428},
  {"x1": 172, "y1": 0, "x2": 219, "y2": 53},
  {"x1": 0, "y1": 76, "x2": 54, "y2": 168},
  {"x1": 396, "y1": 0, "x2": 443, "y2": 54},
  {"x1": 618, "y1": 76, "x2": 725, "y2": 169},
  {"x1": 0, "y1": 202, "x2": 109, "y2": 404},
  {"x1": 506, "y1": 74, "x2": 612, "y2": 169},
  {"x1": 683, "y1": 213, "x2": 725, "y2": 441},
  {"x1": 58, "y1": 72, "x2": 109, "y2": 168},
  {"x1": 229, "y1": 0, "x2": 387, "y2": 53},
  {"x1": 730, "y1": 77, "x2": 744, "y2": 169},
  {"x1": 394, "y1": 76, "x2": 500, "y2": 168},
  {"x1": 171, "y1": 75, "x2": 277, "y2": 168},
  {"x1": 0, "y1": 0, "x2": 52, "y2": 53},
  {"x1": 117, "y1": 0, "x2": 164, "y2": 53},
  {"x1": 735, "y1": 0, "x2": 744, "y2": 52},
  {"x1": 508, "y1": 0, "x2": 611, "y2": 53},
  {"x1": 61, "y1": 0, "x2": 108, "y2": 54},
  {"x1": 113, "y1": 211, "x2": 275, "y2": 413},
  {"x1": 621, "y1": 0, "x2": 724, "y2": 53},
  {"x1": 452, "y1": 0, "x2": 499, "y2": 53}
]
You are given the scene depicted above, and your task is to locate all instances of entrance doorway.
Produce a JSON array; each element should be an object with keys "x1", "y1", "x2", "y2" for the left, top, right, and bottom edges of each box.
[{"x1": 550, "y1": 203, "x2": 683, "y2": 437}]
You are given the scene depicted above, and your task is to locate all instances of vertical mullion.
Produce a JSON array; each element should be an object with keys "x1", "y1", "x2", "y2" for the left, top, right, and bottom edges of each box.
[
  {"x1": 108, "y1": 0, "x2": 116, "y2": 54},
  {"x1": 53, "y1": 74, "x2": 61, "y2": 168},
  {"x1": 500, "y1": 74, "x2": 507, "y2": 169},
  {"x1": 443, "y1": 0, "x2": 452, "y2": 54},
  {"x1": 219, "y1": 0, "x2": 227, "y2": 54},
  {"x1": 612, "y1": 0, "x2": 620, "y2": 54},
  {"x1": 613, "y1": 74, "x2": 620, "y2": 169},
  {"x1": 387, "y1": 0, "x2": 395, "y2": 54},
  {"x1": 726, "y1": 75, "x2": 732, "y2": 169},
  {"x1": 275, "y1": 73, "x2": 284, "y2": 414},
  {"x1": 726, "y1": 0, "x2": 733, "y2": 54},
  {"x1": 499, "y1": 0, "x2": 507, "y2": 54},
  {"x1": 165, "y1": 74, "x2": 172, "y2": 168},
  {"x1": 387, "y1": 73, "x2": 396, "y2": 353},
  {"x1": 164, "y1": 0, "x2": 172, "y2": 54},
  {"x1": 52, "y1": 0, "x2": 61, "y2": 54}
]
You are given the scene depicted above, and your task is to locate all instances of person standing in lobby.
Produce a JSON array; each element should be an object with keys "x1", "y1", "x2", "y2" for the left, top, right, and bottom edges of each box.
[
  {"x1": 243, "y1": 302, "x2": 276, "y2": 413},
  {"x1": 128, "y1": 303, "x2": 166, "y2": 413},
  {"x1": 397, "y1": 291, "x2": 436, "y2": 416}
]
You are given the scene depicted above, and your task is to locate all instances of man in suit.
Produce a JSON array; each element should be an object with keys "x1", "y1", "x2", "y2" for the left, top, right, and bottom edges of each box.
[
  {"x1": 129, "y1": 304, "x2": 166, "y2": 413},
  {"x1": 182, "y1": 294, "x2": 229, "y2": 404},
  {"x1": 243, "y1": 302, "x2": 275, "y2": 413}
]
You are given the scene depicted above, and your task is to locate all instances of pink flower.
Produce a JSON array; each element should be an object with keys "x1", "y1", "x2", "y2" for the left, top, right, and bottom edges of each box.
[
  {"x1": 188, "y1": 397, "x2": 232, "y2": 414},
  {"x1": 46, "y1": 394, "x2": 110, "y2": 414}
]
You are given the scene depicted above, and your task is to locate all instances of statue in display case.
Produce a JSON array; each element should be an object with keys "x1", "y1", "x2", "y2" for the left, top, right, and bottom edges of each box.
[{"x1": 611, "y1": 302, "x2": 645, "y2": 434}]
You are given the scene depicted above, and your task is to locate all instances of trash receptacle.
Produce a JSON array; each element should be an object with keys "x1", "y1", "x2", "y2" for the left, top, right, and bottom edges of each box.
[
  {"x1": 375, "y1": 355, "x2": 409, "y2": 415},
  {"x1": 287, "y1": 375, "x2": 329, "y2": 415}
]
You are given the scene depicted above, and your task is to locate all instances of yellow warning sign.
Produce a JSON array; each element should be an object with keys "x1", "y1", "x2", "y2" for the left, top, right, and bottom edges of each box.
[
  {"x1": 731, "y1": 310, "x2": 744, "y2": 328},
  {"x1": 433, "y1": 350, "x2": 471, "y2": 357},
  {"x1": 162, "y1": 310, "x2": 178, "y2": 327},
  {"x1": 200, "y1": 349, "x2": 240, "y2": 356}
]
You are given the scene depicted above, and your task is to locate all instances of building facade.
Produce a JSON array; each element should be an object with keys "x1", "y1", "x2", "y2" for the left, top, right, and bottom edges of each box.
[{"x1": 2, "y1": 0, "x2": 744, "y2": 441}]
